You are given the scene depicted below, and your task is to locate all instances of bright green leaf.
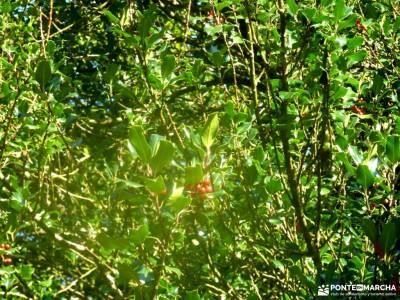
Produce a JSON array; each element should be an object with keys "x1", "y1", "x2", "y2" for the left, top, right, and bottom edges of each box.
[
  {"x1": 202, "y1": 113, "x2": 219, "y2": 150},
  {"x1": 185, "y1": 291, "x2": 201, "y2": 300},
  {"x1": 185, "y1": 165, "x2": 203, "y2": 185},
  {"x1": 356, "y1": 165, "x2": 375, "y2": 188},
  {"x1": 150, "y1": 140, "x2": 174, "y2": 174},
  {"x1": 144, "y1": 176, "x2": 166, "y2": 194},
  {"x1": 103, "y1": 10, "x2": 120, "y2": 25},
  {"x1": 385, "y1": 135, "x2": 400, "y2": 163},
  {"x1": 168, "y1": 196, "x2": 191, "y2": 213},
  {"x1": 287, "y1": 0, "x2": 299, "y2": 16},
  {"x1": 129, "y1": 126, "x2": 152, "y2": 164},
  {"x1": 334, "y1": 0, "x2": 346, "y2": 20}
]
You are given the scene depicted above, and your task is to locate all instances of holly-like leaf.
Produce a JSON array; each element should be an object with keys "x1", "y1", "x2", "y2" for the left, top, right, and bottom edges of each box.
[
  {"x1": 150, "y1": 140, "x2": 174, "y2": 174},
  {"x1": 129, "y1": 126, "x2": 152, "y2": 164},
  {"x1": 287, "y1": 0, "x2": 299, "y2": 16},
  {"x1": 386, "y1": 135, "x2": 400, "y2": 163},
  {"x1": 380, "y1": 221, "x2": 396, "y2": 254},
  {"x1": 356, "y1": 165, "x2": 375, "y2": 188},
  {"x1": 202, "y1": 113, "x2": 219, "y2": 150},
  {"x1": 161, "y1": 55, "x2": 175, "y2": 79},
  {"x1": 143, "y1": 176, "x2": 165, "y2": 194},
  {"x1": 334, "y1": 0, "x2": 346, "y2": 20},
  {"x1": 132, "y1": 224, "x2": 150, "y2": 245},
  {"x1": 185, "y1": 165, "x2": 203, "y2": 185},
  {"x1": 35, "y1": 60, "x2": 51, "y2": 91},
  {"x1": 361, "y1": 218, "x2": 377, "y2": 242}
]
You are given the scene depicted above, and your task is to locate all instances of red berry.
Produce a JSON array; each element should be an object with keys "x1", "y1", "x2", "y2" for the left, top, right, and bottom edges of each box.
[
  {"x1": 3, "y1": 258, "x2": 12, "y2": 265},
  {"x1": 373, "y1": 241, "x2": 385, "y2": 259},
  {"x1": 203, "y1": 177, "x2": 211, "y2": 185},
  {"x1": 0, "y1": 244, "x2": 5, "y2": 250},
  {"x1": 351, "y1": 105, "x2": 366, "y2": 115},
  {"x1": 205, "y1": 185, "x2": 213, "y2": 193},
  {"x1": 3, "y1": 244, "x2": 11, "y2": 250},
  {"x1": 198, "y1": 187, "x2": 206, "y2": 194}
]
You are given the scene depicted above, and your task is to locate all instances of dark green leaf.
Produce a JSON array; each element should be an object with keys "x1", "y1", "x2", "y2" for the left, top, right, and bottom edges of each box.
[
  {"x1": 361, "y1": 218, "x2": 377, "y2": 242},
  {"x1": 35, "y1": 60, "x2": 51, "y2": 91},
  {"x1": 161, "y1": 55, "x2": 175, "y2": 79},
  {"x1": 380, "y1": 221, "x2": 396, "y2": 254}
]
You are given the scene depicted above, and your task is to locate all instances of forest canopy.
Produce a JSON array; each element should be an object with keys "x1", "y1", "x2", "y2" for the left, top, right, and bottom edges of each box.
[{"x1": 0, "y1": 0, "x2": 400, "y2": 299}]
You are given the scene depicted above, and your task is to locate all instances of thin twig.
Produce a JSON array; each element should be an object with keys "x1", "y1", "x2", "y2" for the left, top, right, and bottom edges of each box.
[
  {"x1": 56, "y1": 267, "x2": 97, "y2": 296},
  {"x1": 47, "y1": 0, "x2": 54, "y2": 40}
]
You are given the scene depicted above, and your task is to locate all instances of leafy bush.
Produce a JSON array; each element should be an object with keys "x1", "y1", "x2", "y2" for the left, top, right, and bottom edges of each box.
[{"x1": 0, "y1": 0, "x2": 399, "y2": 298}]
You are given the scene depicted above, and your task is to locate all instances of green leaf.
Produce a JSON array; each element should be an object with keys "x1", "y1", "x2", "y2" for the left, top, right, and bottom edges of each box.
[
  {"x1": 385, "y1": 135, "x2": 400, "y2": 163},
  {"x1": 168, "y1": 196, "x2": 191, "y2": 213},
  {"x1": 19, "y1": 265, "x2": 34, "y2": 281},
  {"x1": 289, "y1": 266, "x2": 317, "y2": 292},
  {"x1": 98, "y1": 233, "x2": 130, "y2": 250},
  {"x1": 138, "y1": 11, "x2": 155, "y2": 41},
  {"x1": 104, "y1": 63, "x2": 119, "y2": 82},
  {"x1": 132, "y1": 224, "x2": 150, "y2": 245},
  {"x1": 185, "y1": 165, "x2": 203, "y2": 185},
  {"x1": 129, "y1": 126, "x2": 152, "y2": 164},
  {"x1": 265, "y1": 177, "x2": 283, "y2": 194},
  {"x1": 144, "y1": 176, "x2": 166, "y2": 194},
  {"x1": 348, "y1": 145, "x2": 363, "y2": 165},
  {"x1": 347, "y1": 50, "x2": 367, "y2": 66},
  {"x1": 361, "y1": 218, "x2": 377, "y2": 242},
  {"x1": 347, "y1": 36, "x2": 364, "y2": 50},
  {"x1": 46, "y1": 40, "x2": 56, "y2": 56},
  {"x1": 287, "y1": 0, "x2": 299, "y2": 16},
  {"x1": 334, "y1": 0, "x2": 346, "y2": 20},
  {"x1": 269, "y1": 218, "x2": 283, "y2": 225},
  {"x1": 161, "y1": 55, "x2": 175, "y2": 79},
  {"x1": 356, "y1": 165, "x2": 375, "y2": 188},
  {"x1": 35, "y1": 60, "x2": 51, "y2": 91},
  {"x1": 103, "y1": 10, "x2": 120, "y2": 25},
  {"x1": 380, "y1": 221, "x2": 396, "y2": 254},
  {"x1": 150, "y1": 140, "x2": 174, "y2": 174},
  {"x1": 202, "y1": 113, "x2": 219, "y2": 150},
  {"x1": 118, "y1": 263, "x2": 138, "y2": 284},
  {"x1": 165, "y1": 266, "x2": 183, "y2": 278},
  {"x1": 272, "y1": 260, "x2": 285, "y2": 272},
  {"x1": 185, "y1": 291, "x2": 201, "y2": 300}
]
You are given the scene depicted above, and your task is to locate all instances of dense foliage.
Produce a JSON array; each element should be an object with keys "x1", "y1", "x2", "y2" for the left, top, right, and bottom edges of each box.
[{"x1": 1, "y1": 0, "x2": 400, "y2": 298}]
